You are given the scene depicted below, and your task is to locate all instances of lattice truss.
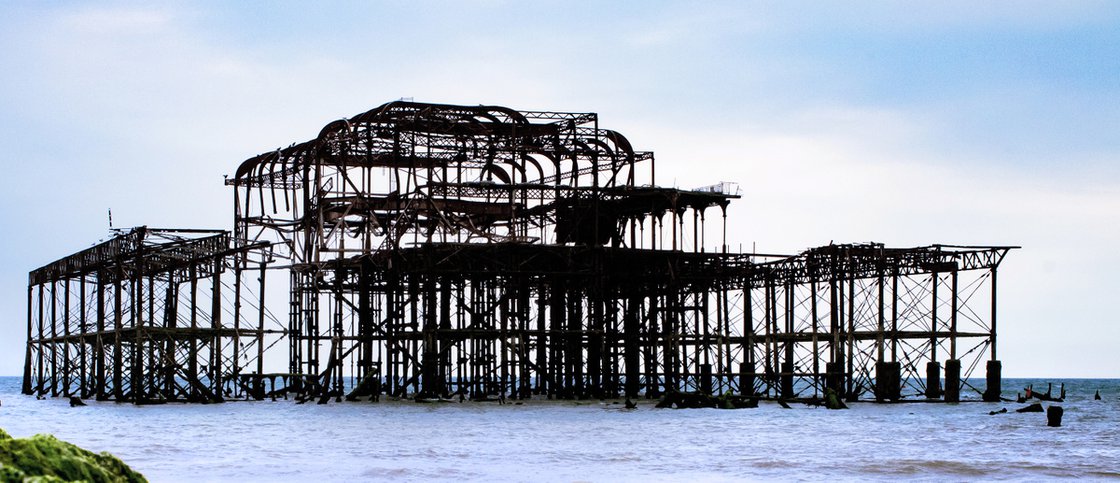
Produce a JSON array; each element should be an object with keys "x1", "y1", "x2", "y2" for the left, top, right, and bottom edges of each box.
[
  {"x1": 25, "y1": 228, "x2": 283, "y2": 402},
  {"x1": 738, "y1": 244, "x2": 1010, "y2": 400}
]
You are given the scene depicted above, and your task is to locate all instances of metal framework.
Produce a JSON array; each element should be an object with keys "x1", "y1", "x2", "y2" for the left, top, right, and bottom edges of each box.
[
  {"x1": 23, "y1": 228, "x2": 279, "y2": 402},
  {"x1": 25, "y1": 101, "x2": 1015, "y2": 404}
]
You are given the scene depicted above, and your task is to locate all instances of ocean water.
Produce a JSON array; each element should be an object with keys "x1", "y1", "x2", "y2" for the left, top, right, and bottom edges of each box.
[{"x1": 1, "y1": 377, "x2": 1117, "y2": 482}]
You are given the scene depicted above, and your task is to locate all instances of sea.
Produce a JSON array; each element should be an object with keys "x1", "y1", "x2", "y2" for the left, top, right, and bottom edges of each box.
[{"x1": 1, "y1": 376, "x2": 1117, "y2": 482}]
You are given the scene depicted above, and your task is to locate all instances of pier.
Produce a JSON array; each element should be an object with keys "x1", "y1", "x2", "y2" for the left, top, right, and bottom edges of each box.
[{"x1": 24, "y1": 101, "x2": 1015, "y2": 403}]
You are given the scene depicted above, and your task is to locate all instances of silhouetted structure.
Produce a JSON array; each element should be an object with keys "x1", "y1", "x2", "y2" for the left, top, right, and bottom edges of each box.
[{"x1": 24, "y1": 101, "x2": 1015, "y2": 403}]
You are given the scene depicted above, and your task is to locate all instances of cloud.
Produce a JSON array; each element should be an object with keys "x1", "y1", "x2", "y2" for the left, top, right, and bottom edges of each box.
[
  {"x1": 634, "y1": 103, "x2": 1120, "y2": 376},
  {"x1": 0, "y1": 2, "x2": 1117, "y2": 377},
  {"x1": 56, "y1": 6, "x2": 172, "y2": 34}
]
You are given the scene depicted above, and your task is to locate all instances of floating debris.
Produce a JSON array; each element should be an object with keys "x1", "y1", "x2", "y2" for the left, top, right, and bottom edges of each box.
[{"x1": 655, "y1": 391, "x2": 759, "y2": 409}]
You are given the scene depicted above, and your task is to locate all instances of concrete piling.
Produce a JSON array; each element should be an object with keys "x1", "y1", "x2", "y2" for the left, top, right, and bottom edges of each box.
[
  {"x1": 1047, "y1": 405, "x2": 1063, "y2": 427},
  {"x1": 983, "y1": 360, "x2": 1002, "y2": 402},
  {"x1": 875, "y1": 361, "x2": 901, "y2": 402},
  {"x1": 944, "y1": 359, "x2": 961, "y2": 403},
  {"x1": 826, "y1": 362, "x2": 845, "y2": 395},
  {"x1": 739, "y1": 362, "x2": 755, "y2": 397},
  {"x1": 780, "y1": 362, "x2": 794, "y2": 399},
  {"x1": 925, "y1": 361, "x2": 942, "y2": 399}
]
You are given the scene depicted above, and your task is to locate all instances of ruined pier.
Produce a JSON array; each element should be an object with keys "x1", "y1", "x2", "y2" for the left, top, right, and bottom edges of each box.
[{"x1": 24, "y1": 101, "x2": 1015, "y2": 403}]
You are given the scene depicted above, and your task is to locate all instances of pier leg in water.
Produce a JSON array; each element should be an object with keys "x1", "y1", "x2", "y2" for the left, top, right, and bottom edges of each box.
[
  {"x1": 1095, "y1": 390, "x2": 1102, "y2": 401},
  {"x1": 944, "y1": 359, "x2": 960, "y2": 403},
  {"x1": 779, "y1": 362, "x2": 793, "y2": 400},
  {"x1": 825, "y1": 362, "x2": 844, "y2": 396},
  {"x1": 874, "y1": 362, "x2": 900, "y2": 402},
  {"x1": 1047, "y1": 405, "x2": 1063, "y2": 427},
  {"x1": 739, "y1": 362, "x2": 756, "y2": 397},
  {"x1": 925, "y1": 361, "x2": 941, "y2": 399},
  {"x1": 983, "y1": 360, "x2": 1002, "y2": 402}
]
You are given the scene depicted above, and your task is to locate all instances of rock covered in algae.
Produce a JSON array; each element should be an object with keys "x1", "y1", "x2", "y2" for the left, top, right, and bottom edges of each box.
[
  {"x1": 0, "y1": 428, "x2": 146, "y2": 483},
  {"x1": 823, "y1": 388, "x2": 848, "y2": 410}
]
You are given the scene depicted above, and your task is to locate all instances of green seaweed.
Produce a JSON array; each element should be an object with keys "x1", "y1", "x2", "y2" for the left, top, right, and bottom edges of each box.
[
  {"x1": 0, "y1": 428, "x2": 146, "y2": 483},
  {"x1": 824, "y1": 388, "x2": 848, "y2": 410}
]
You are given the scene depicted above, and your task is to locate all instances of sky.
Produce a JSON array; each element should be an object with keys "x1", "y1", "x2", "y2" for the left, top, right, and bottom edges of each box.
[{"x1": 0, "y1": 1, "x2": 1117, "y2": 377}]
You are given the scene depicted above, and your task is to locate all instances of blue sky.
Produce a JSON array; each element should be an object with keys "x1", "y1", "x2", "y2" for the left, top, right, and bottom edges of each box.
[{"x1": 1, "y1": 1, "x2": 1117, "y2": 376}]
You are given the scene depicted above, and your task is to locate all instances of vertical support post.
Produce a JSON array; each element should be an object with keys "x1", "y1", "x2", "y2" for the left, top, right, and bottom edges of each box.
[
  {"x1": 572, "y1": 287, "x2": 584, "y2": 398},
  {"x1": 662, "y1": 293, "x2": 676, "y2": 396},
  {"x1": 187, "y1": 263, "x2": 198, "y2": 401},
  {"x1": 891, "y1": 270, "x2": 898, "y2": 362},
  {"x1": 80, "y1": 276, "x2": 87, "y2": 398},
  {"x1": 232, "y1": 261, "x2": 242, "y2": 395},
  {"x1": 257, "y1": 261, "x2": 268, "y2": 389},
  {"x1": 846, "y1": 275, "x2": 855, "y2": 400},
  {"x1": 49, "y1": 280, "x2": 57, "y2": 397},
  {"x1": 146, "y1": 275, "x2": 155, "y2": 397},
  {"x1": 38, "y1": 283, "x2": 45, "y2": 397},
  {"x1": 984, "y1": 266, "x2": 1002, "y2": 402},
  {"x1": 944, "y1": 359, "x2": 961, "y2": 403},
  {"x1": 644, "y1": 297, "x2": 659, "y2": 398},
  {"x1": 517, "y1": 284, "x2": 532, "y2": 399},
  {"x1": 990, "y1": 266, "x2": 998, "y2": 361},
  {"x1": 211, "y1": 257, "x2": 223, "y2": 401},
  {"x1": 874, "y1": 258, "x2": 897, "y2": 403},
  {"x1": 624, "y1": 297, "x2": 640, "y2": 398},
  {"x1": 113, "y1": 273, "x2": 123, "y2": 400},
  {"x1": 926, "y1": 272, "x2": 941, "y2": 399},
  {"x1": 421, "y1": 274, "x2": 439, "y2": 398},
  {"x1": 23, "y1": 284, "x2": 33, "y2": 395},
  {"x1": 131, "y1": 270, "x2": 142, "y2": 402},
  {"x1": 164, "y1": 274, "x2": 177, "y2": 398},
  {"x1": 780, "y1": 282, "x2": 793, "y2": 400},
  {"x1": 810, "y1": 280, "x2": 820, "y2": 396},
  {"x1": 763, "y1": 280, "x2": 773, "y2": 396},
  {"x1": 875, "y1": 361, "x2": 901, "y2": 402},
  {"x1": 945, "y1": 268, "x2": 960, "y2": 403},
  {"x1": 876, "y1": 267, "x2": 885, "y2": 364},
  {"x1": 63, "y1": 279, "x2": 71, "y2": 397},
  {"x1": 700, "y1": 363, "x2": 712, "y2": 395},
  {"x1": 535, "y1": 283, "x2": 547, "y2": 395},
  {"x1": 95, "y1": 277, "x2": 105, "y2": 400},
  {"x1": 743, "y1": 286, "x2": 754, "y2": 393},
  {"x1": 826, "y1": 275, "x2": 843, "y2": 394},
  {"x1": 950, "y1": 269, "x2": 958, "y2": 361},
  {"x1": 588, "y1": 291, "x2": 603, "y2": 399},
  {"x1": 549, "y1": 281, "x2": 565, "y2": 398}
]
